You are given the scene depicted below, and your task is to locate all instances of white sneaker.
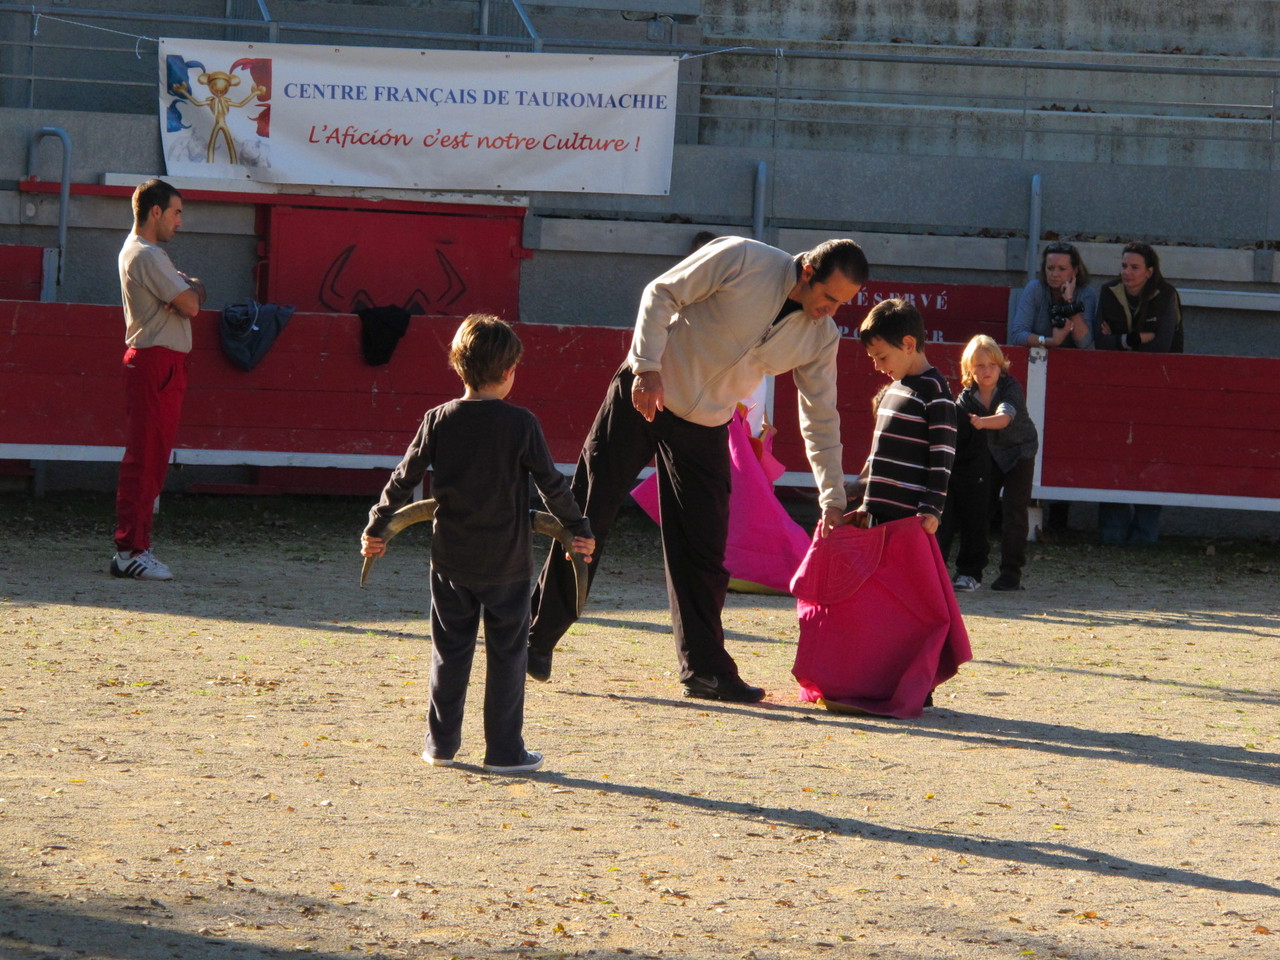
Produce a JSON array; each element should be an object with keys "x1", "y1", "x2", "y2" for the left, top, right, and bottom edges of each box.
[
  {"x1": 483, "y1": 751, "x2": 543, "y2": 774},
  {"x1": 421, "y1": 752, "x2": 455, "y2": 767},
  {"x1": 952, "y1": 574, "x2": 980, "y2": 592},
  {"x1": 110, "y1": 550, "x2": 173, "y2": 581}
]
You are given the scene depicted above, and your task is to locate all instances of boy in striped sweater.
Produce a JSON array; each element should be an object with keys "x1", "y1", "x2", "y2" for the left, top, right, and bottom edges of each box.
[{"x1": 852, "y1": 299, "x2": 957, "y2": 533}]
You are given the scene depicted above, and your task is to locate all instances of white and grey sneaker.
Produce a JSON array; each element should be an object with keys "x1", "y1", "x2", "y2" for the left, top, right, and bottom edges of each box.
[
  {"x1": 421, "y1": 752, "x2": 455, "y2": 767},
  {"x1": 952, "y1": 574, "x2": 980, "y2": 592},
  {"x1": 110, "y1": 550, "x2": 173, "y2": 581},
  {"x1": 483, "y1": 751, "x2": 543, "y2": 774}
]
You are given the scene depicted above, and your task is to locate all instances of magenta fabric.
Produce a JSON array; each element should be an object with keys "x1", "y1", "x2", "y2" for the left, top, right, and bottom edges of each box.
[
  {"x1": 632, "y1": 408, "x2": 811, "y2": 594},
  {"x1": 790, "y1": 517, "x2": 972, "y2": 718}
]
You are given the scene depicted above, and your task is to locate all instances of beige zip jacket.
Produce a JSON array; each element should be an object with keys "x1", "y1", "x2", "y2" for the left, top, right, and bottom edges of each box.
[{"x1": 626, "y1": 236, "x2": 846, "y2": 511}]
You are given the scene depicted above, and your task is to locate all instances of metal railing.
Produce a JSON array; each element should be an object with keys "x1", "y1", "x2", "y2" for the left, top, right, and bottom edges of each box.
[
  {"x1": 479, "y1": 0, "x2": 541, "y2": 52},
  {"x1": 0, "y1": 2, "x2": 546, "y2": 110}
]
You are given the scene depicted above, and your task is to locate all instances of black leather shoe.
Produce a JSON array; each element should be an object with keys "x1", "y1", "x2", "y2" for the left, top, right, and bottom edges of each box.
[
  {"x1": 682, "y1": 673, "x2": 766, "y2": 703},
  {"x1": 990, "y1": 572, "x2": 1021, "y2": 591},
  {"x1": 527, "y1": 649, "x2": 553, "y2": 682}
]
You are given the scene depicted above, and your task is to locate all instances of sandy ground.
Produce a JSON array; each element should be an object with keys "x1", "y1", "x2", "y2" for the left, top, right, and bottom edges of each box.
[{"x1": 0, "y1": 491, "x2": 1277, "y2": 960}]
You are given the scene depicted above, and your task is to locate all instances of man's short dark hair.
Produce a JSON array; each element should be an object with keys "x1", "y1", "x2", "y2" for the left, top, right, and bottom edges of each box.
[
  {"x1": 858, "y1": 298, "x2": 925, "y2": 348},
  {"x1": 802, "y1": 238, "x2": 870, "y2": 286},
  {"x1": 449, "y1": 314, "x2": 523, "y2": 389},
  {"x1": 689, "y1": 230, "x2": 719, "y2": 253},
  {"x1": 133, "y1": 179, "x2": 182, "y2": 226}
]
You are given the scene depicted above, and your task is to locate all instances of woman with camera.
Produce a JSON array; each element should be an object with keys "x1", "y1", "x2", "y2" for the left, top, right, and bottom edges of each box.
[{"x1": 1008, "y1": 241, "x2": 1098, "y2": 350}]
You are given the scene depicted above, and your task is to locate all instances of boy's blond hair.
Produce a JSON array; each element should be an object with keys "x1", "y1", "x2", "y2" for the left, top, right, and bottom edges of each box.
[
  {"x1": 959, "y1": 334, "x2": 1010, "y2": 388},
  {"x1": 448, "y1": 314, "x2": 523, "y2": 389}
]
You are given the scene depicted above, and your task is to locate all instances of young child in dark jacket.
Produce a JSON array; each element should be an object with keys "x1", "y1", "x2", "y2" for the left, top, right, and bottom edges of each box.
[
  {"x1": 361, "y1": 315, "x2": 595, "y2": 774},
  {"x1": 938, "y1": 335, "x2": 1039, "y2": 591}
]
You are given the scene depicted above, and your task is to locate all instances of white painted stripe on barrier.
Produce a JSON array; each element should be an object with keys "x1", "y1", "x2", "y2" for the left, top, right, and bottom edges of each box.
[
  {"x1": 1024, "y1": 346, "x2": 1049, "y2": 490},
  {"x1": 5, "y1": 434, "x2": 1275, "y2": 513},
  {"x1": 0, "y1": 444, "x2": 402, "y2": 468},
  {"x1": 0, "y1": 444, "x2": 580, "y2": 476},
  {"x1": 172, "y1": 449, "x2": 400, "y2": 469},
  {"x1": 1034, "y1": 486, "x2": 1280, "y2": 512},
  {"x1": 0, "y1": 444, "x2": 124, "y2": 462}
]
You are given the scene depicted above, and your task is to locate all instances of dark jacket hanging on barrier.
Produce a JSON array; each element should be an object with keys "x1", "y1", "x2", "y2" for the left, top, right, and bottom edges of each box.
[
  {"x1": 357, "y1": 305, "x2": 412, "y2": 366},
  {"x1": 219, "y1": 300, "x2": 297, "y2": 371}
]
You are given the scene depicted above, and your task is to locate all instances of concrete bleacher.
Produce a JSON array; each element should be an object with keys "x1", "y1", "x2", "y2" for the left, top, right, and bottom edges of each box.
[
  {"x1": 697, "y1": 0, "x2": 1280, "y2": 58},
  {"x1": 695, "y1": 41, "x2": 1280, "y2": 169}
]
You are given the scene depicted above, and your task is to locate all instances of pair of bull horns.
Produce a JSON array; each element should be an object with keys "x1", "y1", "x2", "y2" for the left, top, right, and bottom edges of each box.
[{"x1": 359, "y1": 498, "x2": 589, "y2": 617}]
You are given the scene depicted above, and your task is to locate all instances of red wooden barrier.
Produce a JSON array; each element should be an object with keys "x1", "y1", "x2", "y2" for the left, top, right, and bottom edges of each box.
[
  {"x1": 1, "y1": 299, "x2": 1277, "y2": 510},
  {"x1": 1034, "y1": 349, "x2": 1280, "y2": 506},
  {"x1": 261, "y1": 206, "x2": 526, "y2": 318},
  {"x1": 0, "y1": 302, "x2": 624, "y2": 465},
  {"x1": 0, "y1": 245, "x2": 45, "y2": 301},
  {"x1": 834, "y1": 282, "x2": 1010, "y2": 346}
]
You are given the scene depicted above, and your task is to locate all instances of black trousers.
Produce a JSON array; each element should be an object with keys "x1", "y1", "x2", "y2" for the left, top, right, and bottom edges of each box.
[
  {"x1": 939, "y1": 453, "x2": 1034, "y2": 581},
  {"x1": 529, "y1": 364, "x2": 736, "y2": 681},
  {"x1": 426, "y1": 571, "x2": 530, "y2": 767},
  {"x1": 938, "y1": 455, "x2": 991, "y2": 581}
]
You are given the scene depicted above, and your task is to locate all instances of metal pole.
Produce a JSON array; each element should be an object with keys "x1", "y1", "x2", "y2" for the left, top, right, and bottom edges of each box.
[
  {"x1": 753, "y1": 159, "x2": 774, "y2": 428},
  {"x1": 1026, "y1": 173, "x2": 1042, "y2": 280},
  {"x1": 26, "y1": 126, "x2": 72, "y2": 292},
  {"x1": 509, "y1": 0, "x2": 541, "y2": 52},
  {"x1": 1269, "y1": 78, "x2": 1277, "y2": 244},
  {"x1": 752, "y1": 160, "x2": 767, "y2": 241}
]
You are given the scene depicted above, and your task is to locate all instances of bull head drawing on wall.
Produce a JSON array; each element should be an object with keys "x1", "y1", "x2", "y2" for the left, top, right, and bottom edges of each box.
[{"x1": 318, "y1": 244, "x2": 468, "y2": 315}]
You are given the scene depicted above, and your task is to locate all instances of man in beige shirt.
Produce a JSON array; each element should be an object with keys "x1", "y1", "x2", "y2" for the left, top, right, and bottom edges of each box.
[
  {"x1": 529, "y1": 236, "x2": 868, "y2": 702},
  {"x1": 111, "y1": 179, "x2": 205, "y2": 581}
]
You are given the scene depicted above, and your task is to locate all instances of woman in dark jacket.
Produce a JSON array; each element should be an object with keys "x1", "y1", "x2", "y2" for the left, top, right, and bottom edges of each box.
[
  {"x1": 1095, "y1": 242, "x2": 1181, "y2": 544},
  {"x1": 1097, "y1": 241, "x2": 1183, "y2": 353}
]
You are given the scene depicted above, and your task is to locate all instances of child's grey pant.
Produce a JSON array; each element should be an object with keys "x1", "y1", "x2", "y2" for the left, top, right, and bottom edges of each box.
[{"x1": 426, "y1": 570, "x2": 531, "y2": 767}]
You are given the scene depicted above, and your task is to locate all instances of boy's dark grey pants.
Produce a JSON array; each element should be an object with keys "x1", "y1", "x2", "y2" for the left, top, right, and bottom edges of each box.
[{"x1": 426, "y1": 571, "x2": 531, "y2": 767}]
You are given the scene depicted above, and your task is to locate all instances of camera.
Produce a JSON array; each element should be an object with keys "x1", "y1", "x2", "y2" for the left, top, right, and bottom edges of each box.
[{"x1": 1049, "y1": 300, "x2": 1077, "y2": 329}]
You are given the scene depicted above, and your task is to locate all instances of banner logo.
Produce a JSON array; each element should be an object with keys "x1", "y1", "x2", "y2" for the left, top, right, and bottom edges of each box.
[{"x1": 166, "y1": 53, "x2": 272, "y2": 170}]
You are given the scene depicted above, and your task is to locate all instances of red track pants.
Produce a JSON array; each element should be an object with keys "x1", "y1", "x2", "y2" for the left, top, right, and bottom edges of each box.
[{"x1": 113, "y1": 346, "x2": 188, "y2": 554}]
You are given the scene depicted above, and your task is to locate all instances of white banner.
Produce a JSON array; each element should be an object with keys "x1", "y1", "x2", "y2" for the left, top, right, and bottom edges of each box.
[{"x1": 158, "y1": 39, "x2": 678, "y2": 195}]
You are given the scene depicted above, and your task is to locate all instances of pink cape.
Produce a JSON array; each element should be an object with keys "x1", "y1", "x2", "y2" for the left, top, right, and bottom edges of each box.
[
  {"x1": 631, "y1": 408, "x2": 811, "y2": 595},
  {"x1": 790, "y1": 517, "x2": 972, "y2": 718}
]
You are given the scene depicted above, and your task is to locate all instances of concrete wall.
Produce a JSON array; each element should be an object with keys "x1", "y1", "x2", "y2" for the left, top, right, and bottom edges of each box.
[
  {"x1": 7, "y1": 107, "x2": 1280, "y2": 358},
  {"x1": 533, "y1": 141, "x2": 1280, "y2": 249},
  {"x1": 7, "y1": 109, "x2": 258, "y2": 310},
  {"x1": 523, "y1": 216, "x2": 1280, "y2": 358}
]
